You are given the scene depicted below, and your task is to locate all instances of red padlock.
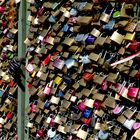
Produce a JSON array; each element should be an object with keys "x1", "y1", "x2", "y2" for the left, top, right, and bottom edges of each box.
[
  {"x1": 135, "y1": 71, "x2": 140, "y2": 79},
  {"x1": 6, "y1": 112, "x2": 13, "y2": 120},
  {"x1": 93, "y1": 100, "x2": 102, "y2": 110},
  {"x1": 83, "y1": 73, "x2": 93, "y2": 81},
  {"x1": 42, "y1": 54, "x2": 51, "y2": 65},
  {"x1": 36, "y1": 128, "x2": 45, "y2": 138},
  {"x1": 127, "y1": 87, "x2": 139, "y2": 98},
  {"x1": 128, "y1": 41, "x2": 140, "y2": 52},
  {"x1": 82, "y1": 117, "x2": 92, "y2": 124},
  {"x1": 50, "y1": 118, "x2": 55, "y2": 127},
  {"x1": 37, "y1": 6, "x2": 44, "y2": 16}
]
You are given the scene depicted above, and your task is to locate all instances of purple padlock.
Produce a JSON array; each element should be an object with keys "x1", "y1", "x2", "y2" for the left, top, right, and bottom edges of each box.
[{"x1": 86, "y1": 35, "x2": 95, "y2": 43}]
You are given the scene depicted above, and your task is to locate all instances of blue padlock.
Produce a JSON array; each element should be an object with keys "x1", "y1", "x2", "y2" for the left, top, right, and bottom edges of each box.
[
  {"x1": 63, "y1": 76, "x2": 72, "y2": 84},
  {"x1": 63, "y1": 24, "x2": 69, "y2": 33},
  {"x1": 44, "y1": 100, "x2": 49, "y2": 108},
  {"x1": 57, "y1": 90, "x2": 64, "y2": 98},
  {"x1": 86, "y1": 35, "x2": 95, "y2": 43},
  {"x1": 70, "y1": 8, "x2": 78, "y2": 16},
  {"x1": 48, "y1": 15, "x2": 57, "y2": 23},
  {"x1": 83, "y1": 108, "x2": 92, "y2": 118},
  {"x1": 103, "y1": 19, "x2": 115, "y2": 30}
]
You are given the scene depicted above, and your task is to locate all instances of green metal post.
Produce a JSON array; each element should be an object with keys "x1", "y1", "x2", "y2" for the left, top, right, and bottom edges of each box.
[{"x1": 18, "y1": 1, "x2": 29, "y2": 140}]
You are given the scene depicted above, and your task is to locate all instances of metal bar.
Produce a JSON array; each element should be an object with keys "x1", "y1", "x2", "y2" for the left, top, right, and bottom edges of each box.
[{"x1": 18, "y1": 0, "x2": 29, "y2": 140}]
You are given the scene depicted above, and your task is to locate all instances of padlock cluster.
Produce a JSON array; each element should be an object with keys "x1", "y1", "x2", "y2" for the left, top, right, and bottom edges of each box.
[
  {"x1": 0, "y1": 0, "x2": 20, "y2": 139},
  {"x1": 25, "y1": 0, "x2": 140, "y2": 140}
]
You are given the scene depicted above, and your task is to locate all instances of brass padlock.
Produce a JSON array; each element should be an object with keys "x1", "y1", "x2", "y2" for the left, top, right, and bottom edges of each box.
[
  {"x1": 90, "y1": 28, "x2": 101, "y2": 37},
  {"x1": 83, "y1": 3, "x2": 93, "y2": 11},
  {"x1": 113, "y1": 126, "x2": 121, "y2": 135},
  {"x1": 133, "y1": 129, "x2": 140, "y2": 139},
  {"x1": 61, "y1": 100, "x2": 71, "y2": 109},
  {"x1": 63, "y1": 37, "x2": 75, "y2": 46},
  {"x1": 57, "y1": 125, "x2": 66, "y2": 134},
  {"x1": 110, "y1": 30, "x2": 124, "y2": 44},
  {"x1": 94, "y1": 110, "x2": 104, "y2": 117},
  {"x1": 124, "y1": 18, "x2": 137, "y2": 33},
  {"x1": 123, "y1": 107, "x2": 137, "y2": 119},
  {"x1": 93, "y1": 74, "x2": 106, "y2": 85},
  {"x1": 50, "y1": 96, "x2": 60, "y2": 105},
  {"x1": 92, "y1": 93, "x2": 105, "y2": 101},
  {"x1": 100, "y1": 6, "x2": 114, "y2": 23},
  {"x1": 94, "y1": 32, "x2": 107, "y2": 46},
  {"x1": 103, "y1": 96, "x2": 116, "y2": 108},
  {"x1": 81, "y1": 88, "x2": 90, "y2": 97},
  {"x1": 106, "y1": 72, "x2": 119, "y2": 83},
  {"x1": 84, "y1": 98, "x2": 94, "y2": 108},
  {"x1": 77, "y1": 16, "x2": 92, "y2": 26},
  {"x1": 64, "y1": 92, "x2": 71, "y2": 100},
  {"x1": 77, "y1": 124, "x2": 88, "y2": 140},
  {"x1": 117, "y1": 115, "x2": 126, "y2": 124},
  {"x1": 89, "y1": 53, "x2": 100, "y2": 62}
]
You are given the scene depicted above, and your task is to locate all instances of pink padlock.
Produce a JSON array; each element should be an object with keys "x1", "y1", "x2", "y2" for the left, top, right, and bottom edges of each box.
[
  {"x1": 133, "y1": 122, "x2": 140, "y2": 130},
  {"x1": 127, "y1": 87, "x2": 139, "y2": 98},
  {"x1": 31, "y1": 104, "x2": 37, "y2": 113},
  {"x1": 0, "y1": 6, "x2": 5, "y2": 13},
  {"x1": 77, "y1": 101, "x2": 86, "y2": 111},
  {"x1": 43, "y1": 80, "x2": 53, "y2": 95},
  {"x1": 101, "y1": 80, "x2": 108, "y2": 91},
  {"x1": 113, "y1": 104, "x2": 124, "y2": 114}
]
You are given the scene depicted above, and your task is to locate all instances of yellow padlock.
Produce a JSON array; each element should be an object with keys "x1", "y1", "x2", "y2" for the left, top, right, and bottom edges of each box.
[
  {"x1": 31, "y1": 71, "x2": 36, "y2": 78},
  {"x1": 124, "y1": 32, "x2": 135, "y2": 41},
  {"x1": 54, "y1": 76, "x2": 63, "y2": 85}
]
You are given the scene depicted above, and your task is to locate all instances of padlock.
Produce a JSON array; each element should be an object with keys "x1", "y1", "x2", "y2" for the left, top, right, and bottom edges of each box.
[
  {"x1": 124, "y1": 18, "x2": 137, "y2": 32},
  {"x1": 77, "y1": 100, "x2": 86, "y2": 111},
  {"x1": 123, "y1": 107, "x2": 137, "y2": 119},
  {"x1": 36, "y1": 128, "x2": 45, "y2": 138},
  {"x1": 124, "y1": 32, "x2": 136, "y2": 41},
  {"x1": 76, "y1": 124, "x2": 89, "y2": 140},
  {"x1": 103, "y1": 96, "x2": 116, "y2": 108},
  {"x1": 94, "y1": 32, "x2": 108, "y2": 46},
  {"x1": 88, "y1": 52, "x2": 100, "y2": 62},
  {"x1": 77, "y1": 16, "x2": 92, "y2": 26},
  {"x1": 100, "y1": 5, "x2": 114, "y2": 23},
  {"x1": 103, "y1": 19, "x2": 115, "y2": 30},
  {"x1": 64, "y1": 121, "x2": 73, "y2": 133},
  {"x1": 47, "y1": 127, "x2": 56, "y2": 138},
  {"x1": 133, "y1": 129, "x2": 140, "y2": 140},
  {"x1": 84, "y1": 98, "x2": 94, "y2": 108},
  {"x1": 98, "y1": 130, "x2": 109, "y2": 140},
  {"x1": 93, "y1": 73, "x2": 107, "y2": 85},
  {"x1": 123, "y1": 119, "x2": 136, "y2": 130},
  {"x1": 90, "y1": 28, "x2": 101, "y2": 37},
  {"x1": 110, "y1": 30, "x2": 124, "y2": 44},
  {"x1": 83, "y1": 108, "x2": 92, "y2": 118},
  {"x1": 117, "y1": 115, "x2": 127, "y2": 124},
  {"x1": 133, "y1": 122, "x2": 140, "y2": 130},
  {"x1": 50, "y1": 96, "x2": 60, "y2": 105},
  {"x1": 4, "y1": 120, "x2": 13, "y2": 130},
  {"x1": 113, "y1": 104, "x2": 125, "y2": 115},
  {"x1": 127, "y1": 87, "x2": 139, "y2": 98},
  {"x1": 57, "y1": 125, "x2": 66, "y2": 134}
]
